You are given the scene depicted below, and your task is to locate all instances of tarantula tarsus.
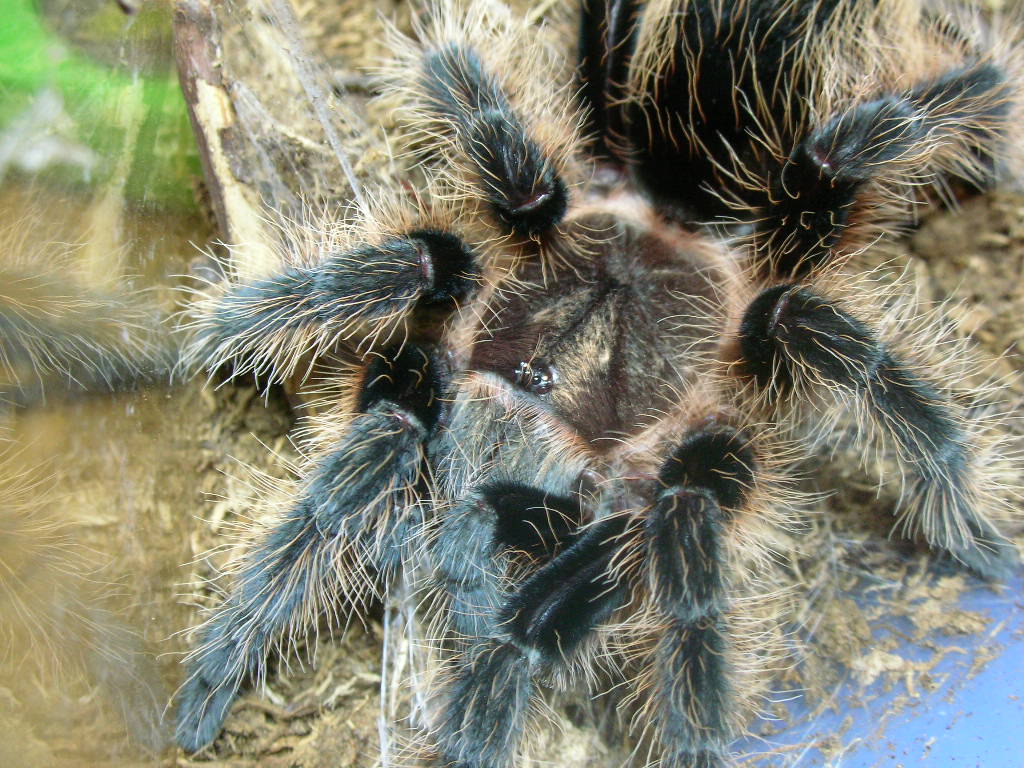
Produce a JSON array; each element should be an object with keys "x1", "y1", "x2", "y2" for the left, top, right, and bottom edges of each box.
[{"x1": 174, "y1": 0, "x2": 1022, "y2": 765}]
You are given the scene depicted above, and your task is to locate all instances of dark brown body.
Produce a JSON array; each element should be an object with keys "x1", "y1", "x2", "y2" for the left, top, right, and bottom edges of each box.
[{"x1": 469, "y1": 211, "x2": 725, "y2": 445}]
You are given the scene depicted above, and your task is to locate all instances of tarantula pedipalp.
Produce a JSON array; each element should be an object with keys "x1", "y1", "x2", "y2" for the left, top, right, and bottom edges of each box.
[{"x1": 174, "y1": 1, "x2": 1022, "y2": 765}]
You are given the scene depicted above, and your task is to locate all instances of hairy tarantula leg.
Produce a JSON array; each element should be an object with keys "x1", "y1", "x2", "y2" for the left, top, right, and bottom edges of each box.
[
  {"x1": 739, "y1": 285, "x2": 1018, "y2": 579},
  {"x1": 432, "y1": 515, "x2": 629, "y2": 768},
  {"x1": 175, "y1": 346, "x2": 442, "y2": 752},
  {"x1": 432, "y1": 483, "x2": 585, "y2": 640},
  {"x1": 1, "y1": 274, "x2": 174, "y2": 404},
  {"x1": 577, "y1": 0, "x2": 641, "y2": 162},
  {"x1": 760, "y1": 63, "x2": 1014, "y2": 277},
  {"x1": 643, "y1": 427, "x2": 756, "y2": 768},
  {"x1": 420, "y1": 44, "x2": 569, "y2": 237},
  {"x1": 185, "y1": 231, "x2": 479, "y2": 379}
]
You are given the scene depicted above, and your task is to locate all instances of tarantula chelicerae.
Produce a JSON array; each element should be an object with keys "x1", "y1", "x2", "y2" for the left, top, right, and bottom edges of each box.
[{"x1": 175, "y1": 0, "x2": 1023, "y2": 765}]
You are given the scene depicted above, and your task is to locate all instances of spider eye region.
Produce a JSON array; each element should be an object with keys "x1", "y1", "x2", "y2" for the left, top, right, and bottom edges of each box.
[{"x1": 513, "y1": 360, "x2": 559, "y2": 395}]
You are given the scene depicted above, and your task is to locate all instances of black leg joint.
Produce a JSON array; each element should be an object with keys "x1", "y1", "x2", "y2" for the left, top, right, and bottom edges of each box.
[
  {"x1": 658, "y1": 427, "x2": 756, "y2": 513},
  {"x1": 739, "y1": 285, "x2": 883, "y2": 390},
  {"x1": 421, "y1": 45, "x2": 568, "y2": 237},
  {"x1": 482, "y1": 482, "x2": 586, "y2": 558},
  {"x1": 408, "y1": 229, "x2": 481, "y2": 304},
  {"x1": 498, "y1": 515, "x2": 629, "y2": 664},
  {"x1": 357, "y1": 344, "x2": 447, "y2": 431}
]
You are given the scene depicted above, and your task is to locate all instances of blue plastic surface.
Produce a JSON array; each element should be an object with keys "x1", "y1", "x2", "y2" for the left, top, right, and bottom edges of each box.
[{"x1": 735, "y1": 571, "x2": 1024, "y2": 766}]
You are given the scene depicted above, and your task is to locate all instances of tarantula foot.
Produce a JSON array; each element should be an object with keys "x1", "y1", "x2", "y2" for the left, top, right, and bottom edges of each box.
[
  {"x1": 434, "y1": 640, "x2": 533, "y2": 768},
  {"x1": 937, "y1": 514, "x2": 1019, "y2": 582},
  {"x1": 174, "y1": 668, "x2": 238, "y2": 752},
  {"x1": 663, "y1": 750, "x2": 726, "y2": 768}
]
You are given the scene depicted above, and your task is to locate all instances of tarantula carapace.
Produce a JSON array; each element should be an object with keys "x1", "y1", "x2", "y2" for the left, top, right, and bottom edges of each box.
[{"x1": 175, "y1": 1, "x2": 1022, "y2": 765}]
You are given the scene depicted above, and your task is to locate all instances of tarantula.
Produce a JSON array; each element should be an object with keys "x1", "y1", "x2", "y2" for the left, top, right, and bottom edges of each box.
[{"x1": 175, "y1": 0, "x2": 1022, "y2": 765}]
